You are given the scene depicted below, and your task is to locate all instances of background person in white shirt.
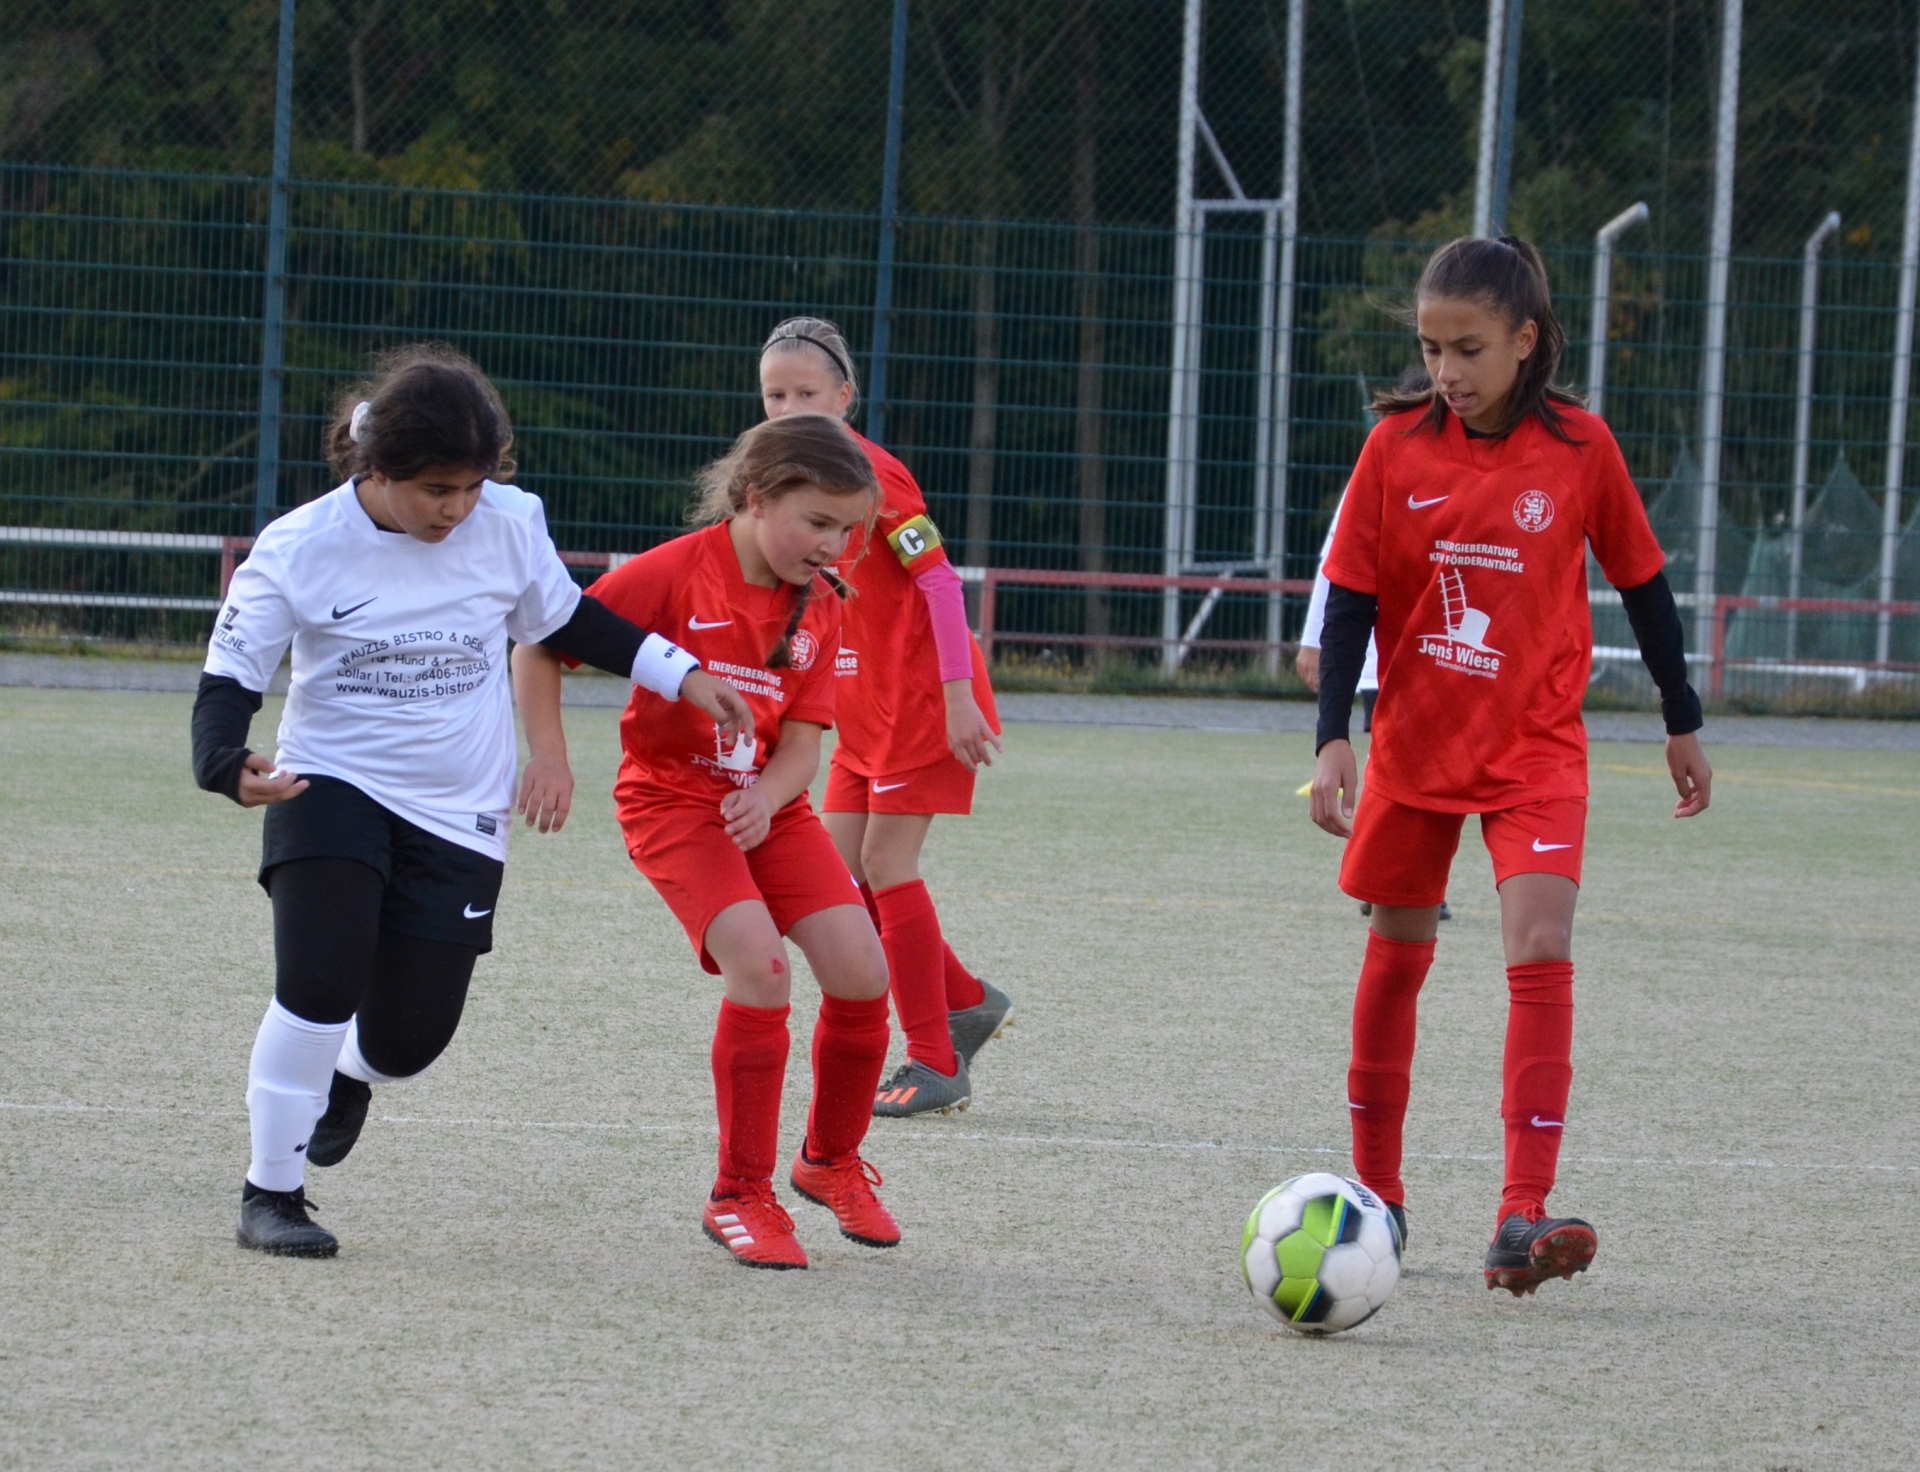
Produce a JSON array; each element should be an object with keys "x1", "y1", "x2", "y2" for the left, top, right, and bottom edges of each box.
[{"x1": 193, "y1": 344, "x2": 751, "y2": 1258}]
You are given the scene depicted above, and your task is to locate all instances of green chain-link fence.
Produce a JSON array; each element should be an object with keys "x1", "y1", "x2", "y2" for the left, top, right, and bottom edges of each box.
[{"x1": 5, "y1": 1, "x2": 1920, "y2": 710}]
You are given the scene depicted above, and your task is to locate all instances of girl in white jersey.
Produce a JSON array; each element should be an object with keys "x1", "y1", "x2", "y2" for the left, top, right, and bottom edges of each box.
[{"x1": 194, "y1": 345, "x2": 751, "y2": 1257}]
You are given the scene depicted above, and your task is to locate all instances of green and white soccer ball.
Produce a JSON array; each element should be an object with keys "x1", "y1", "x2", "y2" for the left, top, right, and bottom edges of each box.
[{"x1": 1240, "y1": 1172, "x2": 1402, "y2": 1334}]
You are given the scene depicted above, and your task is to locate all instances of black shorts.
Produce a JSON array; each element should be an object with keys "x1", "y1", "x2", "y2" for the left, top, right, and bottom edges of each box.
[{"x1": 259, "y1": 775, "x2": 505, "y2": 952}]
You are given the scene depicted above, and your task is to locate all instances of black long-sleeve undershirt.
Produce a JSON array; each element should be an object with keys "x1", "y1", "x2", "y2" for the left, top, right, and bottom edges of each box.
[
  {"x1": 190, "y1": 594, "x2": 664, "y2": 807},
  {"x1": 539, "y1": 592, "x2": 645, "y2": 676},
  {"x1": 191, "y1": 673, "x2": 262, "y2": 803},
  {"x1": 1313, "y1": 570, "x2": 1703, "y2": 753}
]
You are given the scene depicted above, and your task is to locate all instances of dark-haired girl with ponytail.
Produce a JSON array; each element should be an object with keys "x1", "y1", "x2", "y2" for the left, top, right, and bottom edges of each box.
[
  {"x1": 513, "y1": 412, "x2": 899, "y2": 1271},
  {"x1": 1306, "y1": 236, "x2": 1714, "y2": 1296},
  {"x1": 193, "y1": 344, "x2": 751, "y2": 1258}
]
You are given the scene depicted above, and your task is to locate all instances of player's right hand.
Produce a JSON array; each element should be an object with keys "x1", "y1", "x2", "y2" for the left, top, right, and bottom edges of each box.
[
  {"x1": 681, "y1": 669, "x2": 755, "y2": 747},
  {"x1": 236, "y1": 751, "x2": 309, "y2": 808},
  {"x1": 1310, "y1": 739, "x2": 1358, "y2": 838},
  {"x1": 1294, "y1": 645, "x2": 1322, "y2": 691}
]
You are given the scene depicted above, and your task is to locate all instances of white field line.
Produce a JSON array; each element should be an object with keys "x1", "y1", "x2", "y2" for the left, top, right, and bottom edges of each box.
[{"x1": 5, "y1": 1098, "x2": 1916, "y2": 1176}]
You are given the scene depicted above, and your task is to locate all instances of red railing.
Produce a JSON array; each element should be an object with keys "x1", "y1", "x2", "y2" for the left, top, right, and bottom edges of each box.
[{"x1": 1705, "y1": 592, "x2": 1920, "y2": 696}]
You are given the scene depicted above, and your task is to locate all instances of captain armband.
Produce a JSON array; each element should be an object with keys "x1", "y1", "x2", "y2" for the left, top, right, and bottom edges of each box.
[{"x1": 887, "y1": 514, "x2": 945, "y2": 569}]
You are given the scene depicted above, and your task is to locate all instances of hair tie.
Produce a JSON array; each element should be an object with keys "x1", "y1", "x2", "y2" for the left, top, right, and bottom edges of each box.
[{"x1": 349, "y1": 400, "x2": 374, "y2": 445}]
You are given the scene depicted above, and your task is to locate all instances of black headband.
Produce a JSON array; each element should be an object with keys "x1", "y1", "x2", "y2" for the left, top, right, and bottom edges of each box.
[{"x1": 765, "y1": 327, "x2": 853, "y2": 387}]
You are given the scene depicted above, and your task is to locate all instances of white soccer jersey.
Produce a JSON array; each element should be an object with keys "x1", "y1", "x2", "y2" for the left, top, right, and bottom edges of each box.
[
  {"x1": 204, "y1": 479, "x2": 583, "y2": 859},
  {"x1": 1300, "y1": 492, "x2": 1380, "y2": 690}
]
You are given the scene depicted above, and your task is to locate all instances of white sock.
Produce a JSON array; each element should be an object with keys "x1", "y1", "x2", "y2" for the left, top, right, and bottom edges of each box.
[
  {"x1": 245, "y1": 999, "x2": 349, "y2": 1193},
  {"x1": 335, "y1": 1016, "x2": 405, "y2": 1086}
]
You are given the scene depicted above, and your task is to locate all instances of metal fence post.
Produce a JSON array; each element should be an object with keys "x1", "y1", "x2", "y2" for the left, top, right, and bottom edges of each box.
[
  {"x1": 252, "y1": 0, "x2": 297, "y2": 534},
  {"x1": 1695, "y1": 0, "x2": 1743, "y2": 665},
  {"x1": 1472, "y1": 0, "x2": 1509, "y2": 238},
  {"x1": 1586, "y1": 202, "x2": 1648, "y2": 419},
  {"x1": 1788, "y1": 212, "x2": 1841, "y2": 659},
  {"x1": 1263, "y1": 0, "x2": 1304, "y2": 676},
  {"x1": 1489, "y1": 0, "x2": 1524, "y2": 232},
  {"x1": 1881, "y1": 25, "x2": 1920, "y2": 666},
  {"x1": 866, "y1": 0, "x2": 908, "y2": 449},
  {"x1": 1162, "y1": 0, "x2": 1205, "y2": 671}
]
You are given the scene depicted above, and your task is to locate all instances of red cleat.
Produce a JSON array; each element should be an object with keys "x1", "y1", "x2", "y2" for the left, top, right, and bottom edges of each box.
[
  {"x1": 790, "y1": 1148, "x2": 902, "y2": 1248},
  {"x1": 703, "y1": 1184, "x2": 809, "y2": 1270}
]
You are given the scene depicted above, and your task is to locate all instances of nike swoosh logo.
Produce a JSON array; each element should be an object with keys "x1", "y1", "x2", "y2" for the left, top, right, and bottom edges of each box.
[
  {"x1": 331, "y1": 597, "x2": 377, "y2": 619},
  {"x1": 463, "y1": 904, "x2": 492, "y2": 919},
  {"x1": 1407, "y1": 495, "x2": 1449, "y2": 510},
  {"x1": 688, "y1": 616, "x2": 732, "y2": 630},
  {"x1": 1531, "y1": 839, "x2": 1573, "y2": 852},
  {"x1": 873, "y1": 782, "x2": 909, "y2": 792},
  {"x1": 1530, "y1": 1116, "x2": 1564, "y2": 1129}
]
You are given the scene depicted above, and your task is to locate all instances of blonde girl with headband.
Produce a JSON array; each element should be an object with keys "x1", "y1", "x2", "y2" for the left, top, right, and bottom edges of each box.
[
  {"x1": 759, "y1": 316, "x2": 1009, "y2": 1121},
  {"x1": 513, "y1": 413, "x2": 903, "y2": 1270},
  {"x1": 193, "y1": 343, "x2": 750, "y2": 1257}
]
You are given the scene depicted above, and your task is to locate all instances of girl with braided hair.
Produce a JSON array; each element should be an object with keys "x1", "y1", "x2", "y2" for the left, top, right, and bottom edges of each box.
[{"x1": 513, "y1": 413, "x2": 898, "y2": 1269}]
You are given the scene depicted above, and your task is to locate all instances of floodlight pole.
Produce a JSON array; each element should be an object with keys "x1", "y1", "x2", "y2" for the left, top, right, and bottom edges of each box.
[
  {"x1": 1880, "y1": 28, "x2": 1920, "y2": 666},
  {"x1": 252, "y1": 0, "x2": 297, "y2": 533},
  {"x1": 1586, "y1": 202, "x2": 1648, "y2": 420},
  {"x1": 1787, "y1": 211, "x2": 1841, "y2": 659},
  {"x1": 866, "y1": 0, "x2": 909, "y2": 448},
  {"x1": 1695, "y1": 0, "x2": 1743, "y2": 664},
  {"x1": 1162, "y1": 0, "x2": 1205, "y2": 670}
]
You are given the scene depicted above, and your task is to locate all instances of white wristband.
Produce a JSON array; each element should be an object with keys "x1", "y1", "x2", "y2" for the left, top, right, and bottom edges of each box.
[{"x1": 632, "y1": 632, "x2": 700, "y2": 699}]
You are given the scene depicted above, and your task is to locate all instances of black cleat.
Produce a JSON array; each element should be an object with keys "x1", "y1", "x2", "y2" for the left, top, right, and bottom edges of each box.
[
  {"x1": 1484, "y1": 1211, "x2": 1596, "y2": 1296},
  {"x1": 1387, "y1": 1201, "x2": 1408, "y2": 1251},
  {"x1": 307, "y1": 1072, "x2": 371, "y2": 1168},
  {"x1": 1438, "y1": 899, "x2": 1453, "y2": 921},
  {"x1": 948, "y1": 980, "x2": 1014, "y2": 1067},
  {"x1": 236, "y1": 1182, "x2": 338, "y2": 1258}
]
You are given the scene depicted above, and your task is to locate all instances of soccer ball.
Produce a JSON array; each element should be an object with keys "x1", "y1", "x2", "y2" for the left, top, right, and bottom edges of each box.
[{"x1": 1240, "y1": 1172, "x2": 1402, "y2": 1334}]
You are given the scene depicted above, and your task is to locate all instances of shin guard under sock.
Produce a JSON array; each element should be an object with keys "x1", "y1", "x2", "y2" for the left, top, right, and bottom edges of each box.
[
  {"x1": 873, "y1": 880, "x2": 959, "y2": 1075},
  {"x1": 711, "y1": 999, "x2": 791, "y2": 1191},
  {"x1": 245, "y1": 999, "x2": 350, "y2": 1193},
  {"x1": 1500, "y1": 960, "x2": 1575, "y2": 1224},
  {"x1": 805, "y1": 993, "x2": 892, "y2": 1162},
  {"x1": 1346, "y1": 932, "x2": 1436, "y2": 1207}
]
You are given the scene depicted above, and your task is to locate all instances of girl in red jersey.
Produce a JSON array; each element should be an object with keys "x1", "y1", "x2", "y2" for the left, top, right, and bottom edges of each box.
[
  {"x1": 1309, "y1": 236, "x2": 1713, "y2": 1296},
  {"x1": 758, "y1": 317, "x2": 1009, "y2": 1119},
  {"x1": 513, "y1": 414, "x2": 895, "y2": 1270}
]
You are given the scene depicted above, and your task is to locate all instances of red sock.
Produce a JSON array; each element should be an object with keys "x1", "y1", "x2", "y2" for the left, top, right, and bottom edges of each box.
[
  {"x1": 710, "y1": 999, "x2": 790, "y2": 1193},
  {"x1": 1500, "y1": 960, "x2": 1574, "y2": 1225},
  {"x1": 1347, "y1": 932, "x2": 1437, "y2": 1207},
  {"x1": 873, "y1": 880, "x2": 960, "y2": 1075},
  {"x1": 805, "y1": 993, "x2": 891, "y2": 1163},
  {"x1": 941, "y1": 942, "x2": 986, "y2": 1011}
]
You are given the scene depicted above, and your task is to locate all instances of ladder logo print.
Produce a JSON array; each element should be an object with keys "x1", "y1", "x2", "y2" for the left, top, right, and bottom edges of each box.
[{"x1": 1417, "y1": 570, "x2": 1504, "y2": 678}]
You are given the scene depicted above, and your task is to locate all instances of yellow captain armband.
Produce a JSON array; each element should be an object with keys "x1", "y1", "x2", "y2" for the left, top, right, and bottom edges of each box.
[{"x1": 887, "y1": 513, "x2": 944, "y2": 568}]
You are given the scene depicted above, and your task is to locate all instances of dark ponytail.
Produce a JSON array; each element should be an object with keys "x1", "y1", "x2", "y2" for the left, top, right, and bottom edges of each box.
[
  {"x1": 1372, "y1": 234, "x2": 1583, "y2": 444},
  {"x1": 764, "y1": 566, "x2": 852, "y2": 670},
  {"x1": 326, "y1": 343, "x2": 516, "y2": 483}
]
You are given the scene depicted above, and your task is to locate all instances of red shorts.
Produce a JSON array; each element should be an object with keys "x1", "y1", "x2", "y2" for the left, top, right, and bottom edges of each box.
[
  {"x1": 823, "y1": 747, "x2": 977, "y2": 816},
  {"x1": 618, "y1": 795, "x2": 864, "y2": 974},
  {"x1": 1340, "y1": 791, "x2": 1587, "y2": 908}
]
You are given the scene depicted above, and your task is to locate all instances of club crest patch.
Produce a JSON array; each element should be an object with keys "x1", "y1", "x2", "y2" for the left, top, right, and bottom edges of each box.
[
  {"x1": 789, "y1": 629, "x2": 818, "y2": 670},
  {"x1": 1512, "y1": 488, "x2": 1556, "y2": 533}
]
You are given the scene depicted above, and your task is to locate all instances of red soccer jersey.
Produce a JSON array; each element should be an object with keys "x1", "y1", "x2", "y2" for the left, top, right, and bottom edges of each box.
[
  {"x1": 832, "y1": 432, "x2": 997, "y2": 775},
  {"x1": 1323, "y1": 405, "x2": 1667, "y2": 812},
  {"x1": 583, "y1": 522, "x2": 841, "y2": 811}
]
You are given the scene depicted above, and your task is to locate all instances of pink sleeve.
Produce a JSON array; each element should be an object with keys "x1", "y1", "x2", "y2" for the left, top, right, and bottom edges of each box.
[{"x1": 912, "y1": 560, "x2": 976, "y2": 683}]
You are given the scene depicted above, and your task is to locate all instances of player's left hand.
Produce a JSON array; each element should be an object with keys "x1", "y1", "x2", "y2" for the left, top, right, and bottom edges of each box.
[
  {"x1": 516, "y1": 750, "x2": 574, "y2": 833},
  {"x1": 682, "y1": 669, "x2": 755, "y2": 748},
  {"x1": 721, "y1": 785, "x2": 773, "y2": 850},
  {"x1": 944, "y1": 683, "x2": 1003, "y2": 772},
  {"x1": 1666, "y1": 731, "x2": 1712, "y2": 818}
]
